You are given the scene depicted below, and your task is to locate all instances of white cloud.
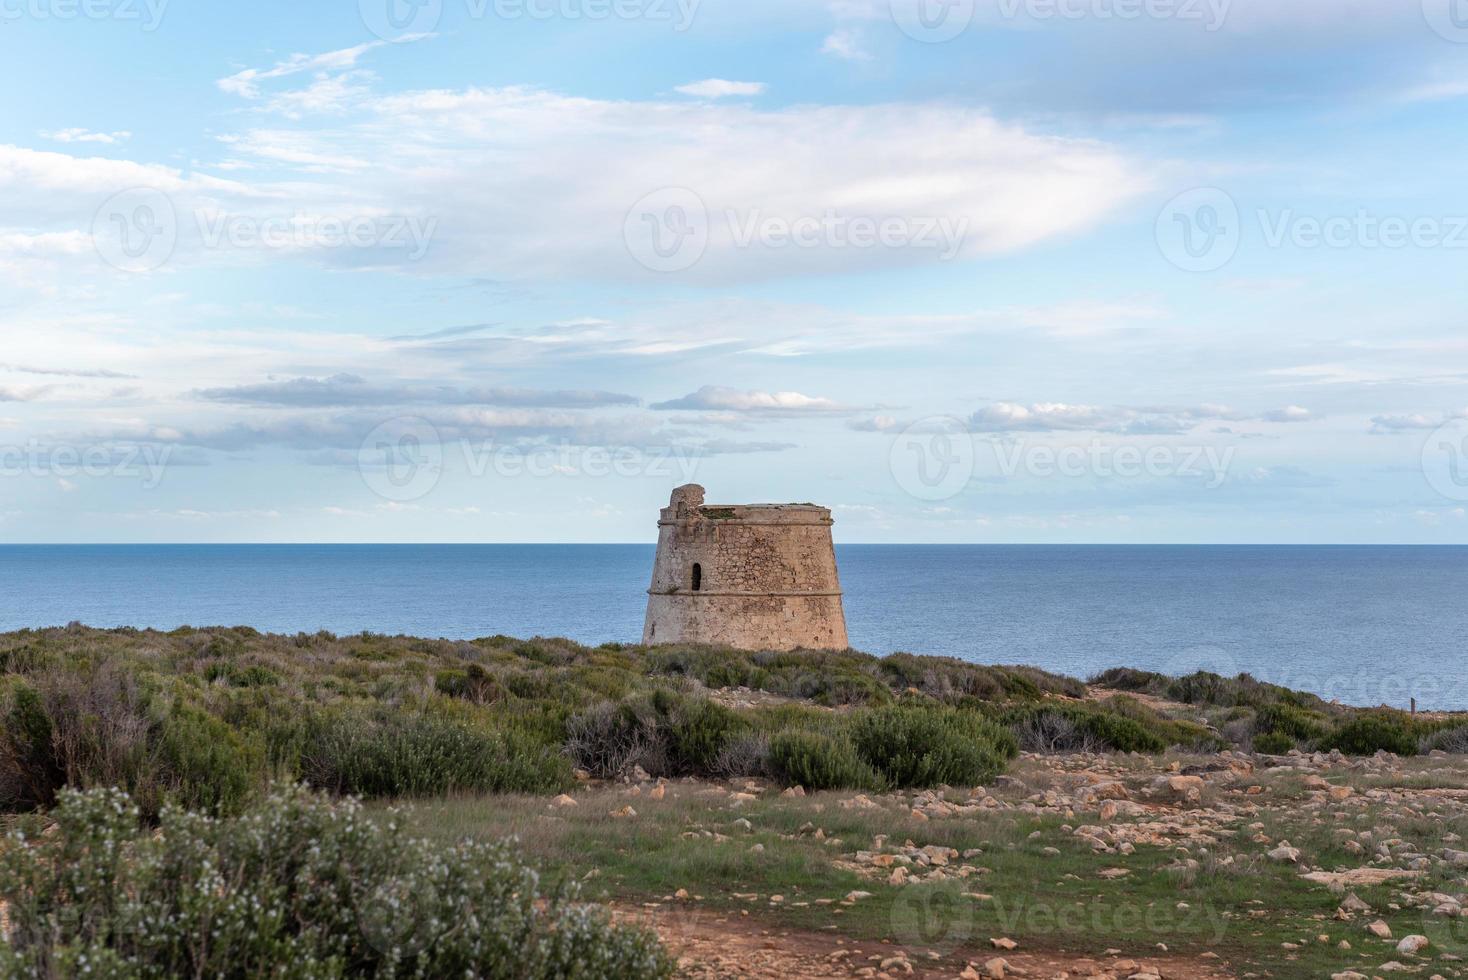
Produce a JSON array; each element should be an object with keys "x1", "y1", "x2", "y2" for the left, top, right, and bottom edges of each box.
[
  {"x1": 966, "y1": 402, "x2": 1311, "y2": 434},
  {"x1": 1369, "y1": 409, "x2": 1468, "y2": 434},
  {"x1": 1402, "y1": 81, "x2": 1468, "y2": 103},
  {"x1": 237, "y1": 84, "x2": 1141, "y2": 282},
  {"x1": 4, "y1": 40, "x2": 1146, "y2": 289},
  {"x1": 41, "y1": 129, "x2": 132, "y2": 145},
  {"x1": 652, "y1": 385, "x2": 849, "y2": 413},
  {"x1": 848, "y1": 415, "x2": 900, "y2": 432},
  {"x1": 217, "y1": 41, "x2": 401, "y2": 99},
  {"x1": 821, "y1": 28, "x2": 870, "y2": 61},
  {"x1": 675, "y1": 79, "x2": 768, "y2": 99},
  {"x1": 0, "y1": 384, "x2": 56, "y2": 402},
  {"x1": 1261, "y1": 405, "x2": 1312, "y2": 423}
]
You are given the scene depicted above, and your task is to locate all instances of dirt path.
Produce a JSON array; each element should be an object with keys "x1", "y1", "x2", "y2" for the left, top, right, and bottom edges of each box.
[{"x1": 618, "y1": 905, "x2": 1239, "y2": 979}]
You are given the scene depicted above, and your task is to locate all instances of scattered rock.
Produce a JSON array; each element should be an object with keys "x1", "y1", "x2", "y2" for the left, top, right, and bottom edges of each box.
[{"x1": 1397, "y1": 934, "x2": 1430, "y2": 955}]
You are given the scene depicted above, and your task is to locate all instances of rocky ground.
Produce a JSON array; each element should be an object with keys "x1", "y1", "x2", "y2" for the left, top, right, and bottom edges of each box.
[{"x1": 410, "y1": 717, "x2": 1468, "y2": 980}]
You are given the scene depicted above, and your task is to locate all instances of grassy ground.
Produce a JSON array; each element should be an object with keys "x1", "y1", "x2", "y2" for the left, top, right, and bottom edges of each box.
[{"x1": 391, "y1": 754, "x2": 1468, "y2": 979}]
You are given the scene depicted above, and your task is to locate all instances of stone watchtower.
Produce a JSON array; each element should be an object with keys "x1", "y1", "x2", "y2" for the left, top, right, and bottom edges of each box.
[{"x1": 642, "y1": 485, "x2": 848, "y2": 651}]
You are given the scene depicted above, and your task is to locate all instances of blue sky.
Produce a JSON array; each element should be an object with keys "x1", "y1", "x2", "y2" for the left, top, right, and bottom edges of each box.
[{"x1": 2, "y1": 0, "x2": 1468, "y2": 543}]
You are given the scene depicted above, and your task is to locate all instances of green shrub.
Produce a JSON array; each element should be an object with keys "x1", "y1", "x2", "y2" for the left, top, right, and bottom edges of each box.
[
  {"x1": 0, "y1": 785, "x2": 672, "y2": 979},
  {"x1": 302, "y1": 711, "x2": 571, "y2": 797},
  {"x1": 205, "y1": 662, "x2": 280, "y2": 688},
  {"x1": 0, "y1": 680, "x2": 61, "y2": 809},
  {"x1": 565, "y1": 699, "x2": 665, "y2": 779},
  {"x1": 1422, "y1": 725, "x2": 1468, "y2": 754},
  {"x1": 652, "y1": 690, "x2": 743, "y2": 774},
  {"x1": 1002, "y1": 701, "x2": 1188, "y2": 754},
  {"x1": 1254, "y1": 703, "x2": 1330, "y2": 743},
  {"x1": 850, "y1": 705, "x2": 1016, "y2": 788},
  {"x1": 767, "y1": 731, "x2": 880, "y2": 790},
  {"x1": 565, "y1": 693, "x2": 741, "y2": 779},
  {"x1": 434, "y1": 663, "x2": 502, "y2": 704},
  {"x1": 1253, "y1": 731, "x2": 1295, "y2": 754},
  {"x1": 1322, "y1": 712, "x2": 1421, "y2": 757},
  {"x1": 154, "y1": 702, "x2": 261, "y2": 814},
  {"x1": 1089, "y1": 667, "x2": 1171, "y2": 695}
]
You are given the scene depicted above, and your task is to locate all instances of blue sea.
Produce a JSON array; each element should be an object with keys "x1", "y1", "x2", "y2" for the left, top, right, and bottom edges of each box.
[{"x1": 1, "y1": 544, "x2": 1464, "y2": 710}]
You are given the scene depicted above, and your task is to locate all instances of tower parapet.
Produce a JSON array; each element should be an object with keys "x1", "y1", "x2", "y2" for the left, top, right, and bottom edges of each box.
[{"x1": 642, "y1": 484, "x2": 849, "y2": 651}]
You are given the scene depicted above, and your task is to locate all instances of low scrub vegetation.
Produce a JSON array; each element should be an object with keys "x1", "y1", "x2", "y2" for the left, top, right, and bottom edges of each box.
[
  {"x1": 563, "y1": 695, "x2": 1015, "y2": 791},
  {"x1": 0, "y1": 627, "x2": 1077, "y2": 814},
  {"x1": 0, "y1": 628, "x2": 1463, "y2": 821},
  {"x1": 1092, "y1": 666, "x2": 1460, "y2": 756},
  {"x1": 0, "y1": 784, "x2": 670, "y2": 978},
  {"x1": 1001, "y1": 696, "x2": 1221, "y2": 754}
]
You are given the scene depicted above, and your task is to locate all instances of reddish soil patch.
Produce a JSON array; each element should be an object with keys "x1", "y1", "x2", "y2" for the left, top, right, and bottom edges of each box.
[{"x1": 618, "y1": 905, "x2": 1239, "y2": 979}]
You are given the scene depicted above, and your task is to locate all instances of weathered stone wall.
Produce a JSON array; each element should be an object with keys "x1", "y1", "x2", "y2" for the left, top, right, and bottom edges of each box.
[{"x1": 642, "y1": 484, "x2": 849, "y2": 651}]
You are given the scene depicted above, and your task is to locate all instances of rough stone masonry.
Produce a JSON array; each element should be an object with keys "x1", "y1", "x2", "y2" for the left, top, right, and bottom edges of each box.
[{"x1": 642, "y1": 484, "x2": 849, "y2": 651}]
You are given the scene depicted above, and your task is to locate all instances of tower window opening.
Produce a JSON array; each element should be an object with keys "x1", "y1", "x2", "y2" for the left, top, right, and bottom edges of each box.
[{"x1": 691, "y1": 563, "x2": 703, "y2": 592}]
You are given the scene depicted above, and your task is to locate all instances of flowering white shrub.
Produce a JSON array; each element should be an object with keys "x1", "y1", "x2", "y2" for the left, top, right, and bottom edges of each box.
[{"x1": 0, "y1": 785, "x2": 671, "y2": 978}]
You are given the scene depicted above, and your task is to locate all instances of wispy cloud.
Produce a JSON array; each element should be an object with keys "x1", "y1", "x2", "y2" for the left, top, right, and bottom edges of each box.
[
  {"x1": 40, "y1": 128, "x2": 131, "y2": 145},
  {"x1": 965, "y1": 402, "x2": 1314, "y2": 435},
  {"x1": 1369, "y1": 409, "x2": 1468, "y2": 434},
  {"x1": 652, "y1": 385, "x2": 851, "y2": 414},
  {"x1": 197, "y1": 374, "x2": 639, "y2": 409},
  {"x1": 674, "y1": 79, "x2": 767, "y2": 99},
  {"x1": 0, "y1": 363, "x2": 136, "y2": 379}
]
